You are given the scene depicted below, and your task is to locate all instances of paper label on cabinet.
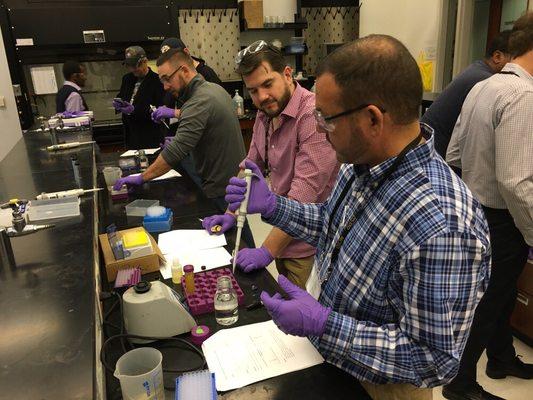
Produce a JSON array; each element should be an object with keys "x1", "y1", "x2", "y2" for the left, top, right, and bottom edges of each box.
[{"x1": 16, "y1": 38, "x2": 34, "y2": 46}]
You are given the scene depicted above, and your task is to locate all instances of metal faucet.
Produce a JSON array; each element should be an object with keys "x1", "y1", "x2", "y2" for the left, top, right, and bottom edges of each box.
[{"x1": 0, "y1": 199, "x2": 54, "y2": 269}]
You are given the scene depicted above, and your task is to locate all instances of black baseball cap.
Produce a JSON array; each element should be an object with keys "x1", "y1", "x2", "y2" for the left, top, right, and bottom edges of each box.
[
  {"x1": 123, "y1": 46, "x2": 147, "y2": 66},
  {"x1": 160, "y1": 37, "x2": 187, "y2": 54}
]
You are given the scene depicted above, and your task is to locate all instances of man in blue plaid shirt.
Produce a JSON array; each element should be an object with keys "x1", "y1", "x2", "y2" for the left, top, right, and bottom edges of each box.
[{"x1": 225, "y1": 35, "x2": 491, "y2": 400}]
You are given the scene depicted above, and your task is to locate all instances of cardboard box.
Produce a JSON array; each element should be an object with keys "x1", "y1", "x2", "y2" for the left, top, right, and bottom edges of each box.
[
  {"x1": 239, "y1": 0, "x2": 263, "y2": 29},
  {"x1": 99, "y1": 227, "x2": 166, "y2": 282}
]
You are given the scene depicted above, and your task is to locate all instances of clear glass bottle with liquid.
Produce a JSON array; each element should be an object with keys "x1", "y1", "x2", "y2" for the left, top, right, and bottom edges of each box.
[
  {"x1": 214, "y1": 276, "x2": 239, "y2": 326},
  {"x1": 138, "y1": 150, "x2": 149, "y2": 172},
  {"x1": 232, "y1": 90, "x2": 244, "y2": 117}
]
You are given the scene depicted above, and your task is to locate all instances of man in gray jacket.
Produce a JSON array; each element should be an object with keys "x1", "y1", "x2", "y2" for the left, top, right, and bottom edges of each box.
[{"x1": 114, "y1": 49, "x2": 251, "y2": 242}]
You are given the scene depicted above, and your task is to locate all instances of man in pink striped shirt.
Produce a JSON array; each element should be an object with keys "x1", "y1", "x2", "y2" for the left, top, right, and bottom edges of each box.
[{"x1": 203, "y1": 41, "x2": 339, "y2": 288}]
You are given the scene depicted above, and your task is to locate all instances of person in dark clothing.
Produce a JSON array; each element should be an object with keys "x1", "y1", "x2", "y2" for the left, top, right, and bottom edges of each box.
[
  {"x1": 56, "y1": 60, "x2": 88, "y2": 113},
  {"x1": 420, "y1": 30, "x2": 511, "y2": 158},
  {"x1": 113, "y1": 46, "x2": 165, "y2": 149}
]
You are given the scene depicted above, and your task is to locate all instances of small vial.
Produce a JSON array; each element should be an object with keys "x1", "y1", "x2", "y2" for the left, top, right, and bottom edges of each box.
[
  {"x1": 138, "y1": 150, "x2": 149, "y2": 172},
  {"x1": 214, "y1": 276, "x2": 239, "y2": 326},
  {"x1": 170, "y1": 256, "x2": 183, "y2": 284},
  {"x1": 183, "y1": 264, "x2": 195, "y2": 294}
]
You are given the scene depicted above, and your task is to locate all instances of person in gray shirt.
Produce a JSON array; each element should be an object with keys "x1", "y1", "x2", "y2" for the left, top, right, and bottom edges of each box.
[
  {"x1": 443, "y1": 12, "x2": 533, "y2": 400},
  {"x1": 114, "y1": 48, "x2": 255, "y2": 246},
  {"x1": 115, "y1": 48, "x2": 245, "y2": 197},
  {"x1": 421, "y1": 30, "x2": 511, "y2": 158}
]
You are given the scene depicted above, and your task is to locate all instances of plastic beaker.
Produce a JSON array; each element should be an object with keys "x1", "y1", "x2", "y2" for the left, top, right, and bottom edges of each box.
[
  {"x1": 114, "y1": 347, "x2": 165, "y2": 400},
  {"x1": 103, "y1": 166, "x2": 122, "y2": 187}
]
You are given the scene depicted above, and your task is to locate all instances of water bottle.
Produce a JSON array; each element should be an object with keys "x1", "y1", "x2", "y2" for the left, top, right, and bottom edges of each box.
[
  {"x1": 232, "y1": 90, "x2": 244, "y2": 117},
  {"x1": 138, "y1": 150, "x2": 149, "y2": 172},
  {"x1": 214, "y1": 276, "x2": 239, "y2": 326}
]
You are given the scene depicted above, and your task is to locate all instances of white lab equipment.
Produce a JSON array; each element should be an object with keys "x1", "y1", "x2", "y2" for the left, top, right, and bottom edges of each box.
[
  {"x1": 232, "y1": 168, "x2": 252, "y2": 273},
  {"x1": 36, "y1": 188, "x2": 102, "y2": 200},
  {"x1": 122, "y1": 281, "x2": 196, "y2": 344},
  {"x1": 46, "y1": 141, "x2": 95, "y2": 151}
]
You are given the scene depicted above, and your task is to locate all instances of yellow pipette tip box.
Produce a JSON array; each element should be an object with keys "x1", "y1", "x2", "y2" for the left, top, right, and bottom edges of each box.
[{"x1": 122, "y1": 230, "x2": 150, "y2": 249}]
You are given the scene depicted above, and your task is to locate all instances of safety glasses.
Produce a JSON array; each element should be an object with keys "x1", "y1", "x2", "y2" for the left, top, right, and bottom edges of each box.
[
  {"x1": 313, "y1": 104, "x2": 386, "y2": 133},
  {"x1": 235, "y1": 40, "x2": 277, "y2": 66}
]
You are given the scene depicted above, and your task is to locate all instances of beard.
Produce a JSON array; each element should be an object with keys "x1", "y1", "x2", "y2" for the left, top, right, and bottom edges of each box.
[{"x1": 259, "y1": 84, "x2": 292, "y2": 118}]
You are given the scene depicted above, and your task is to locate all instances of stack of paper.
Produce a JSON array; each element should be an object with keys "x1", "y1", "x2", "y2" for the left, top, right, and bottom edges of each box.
[
  {"x1": 202, "y1": 320, "x2": 324, "y2": 391},
  {"x1": 130, "y1": 169, "x2": 181, "y2": 181},
  {"x1": 120, "y1": 148, "x2": 160, "y2": 157},
  {"x1": 158, "y1": 229, "x2": 232, "y2": 278}
]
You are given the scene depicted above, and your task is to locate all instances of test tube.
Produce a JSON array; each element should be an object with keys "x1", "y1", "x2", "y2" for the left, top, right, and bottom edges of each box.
[{"x1": 183, "y1": 264, "x2": 195, "y2": 294}]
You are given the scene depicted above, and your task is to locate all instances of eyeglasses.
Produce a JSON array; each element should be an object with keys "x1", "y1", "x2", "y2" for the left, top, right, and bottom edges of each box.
[
  {"x1": 159, "y1": 65, "x2": 184, "y2": 84},
  {"x1": 235, "y1": 40, "x2": 279, "y2": 66},
  {"x1": 313, "y1": 104, "x2": 387, "y2": 133}
]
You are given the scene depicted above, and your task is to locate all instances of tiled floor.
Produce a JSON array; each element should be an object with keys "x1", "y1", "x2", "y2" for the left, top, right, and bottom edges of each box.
[{"x1": 247, "y1": 215, "x2": 533, "y2": 399}]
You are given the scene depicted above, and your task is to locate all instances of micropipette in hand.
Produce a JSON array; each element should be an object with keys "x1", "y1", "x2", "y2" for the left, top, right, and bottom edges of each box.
[
  {"x1": 150, "y1": 105, "x2": 171, "y2": 130},
  {"x1": 232, "y1": 168, "x2": 253, "y2": 274}
]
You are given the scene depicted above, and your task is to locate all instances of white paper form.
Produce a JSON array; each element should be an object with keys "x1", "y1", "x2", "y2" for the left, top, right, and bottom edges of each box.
[
  {"x1": 202, "y1": 320, "x2": 324, "y2": 391},
  {"x1": 158, "y1": 229, "x2": 226, "y2": 255},
  {"x1": 120, "y1": 148, "x2": 160, "y2": 157},
  {"x1": 159, "y1": 247, "x2": 232, "y2": 279},
  {"x1": 30, "y1": 66, "x2": 58, "y2": 95}
]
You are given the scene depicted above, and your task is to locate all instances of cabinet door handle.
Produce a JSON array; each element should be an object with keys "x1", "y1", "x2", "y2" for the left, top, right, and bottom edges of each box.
[{"x1": 517, "y1": 293, "x2": 529, "y2": 306}]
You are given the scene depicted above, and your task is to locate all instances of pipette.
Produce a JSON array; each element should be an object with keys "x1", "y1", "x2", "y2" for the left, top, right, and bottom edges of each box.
[
  {"x1": 36, "y1": 188, "x2": 103, "y2": 200},
  {"x1": 232, "y1": 168, "x2": 253, "y2": 273},
  {"x1": 46, "y1": 141, "x2": 95, "y2": 151},
  {"x1": 149, "y1": 105, "x2": 171, "y2": 130}
]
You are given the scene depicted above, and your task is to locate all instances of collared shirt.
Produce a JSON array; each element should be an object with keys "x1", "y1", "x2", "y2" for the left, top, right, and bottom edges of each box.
[
  {"x1": 161, "y1": 75, "x2": 246, "y2": 198},
  {"x1": 268, "y1": 126, "x2": 491, "y2": 387},
  {"x1": 248, "y1": 83, "x2": 339, "y2": 258},
  {"x1": 64, "y1": 81, "x2": 86, "y2": 112},
  {"x1": 447, "y1": 63, "x2": 533, "y2": 246}
]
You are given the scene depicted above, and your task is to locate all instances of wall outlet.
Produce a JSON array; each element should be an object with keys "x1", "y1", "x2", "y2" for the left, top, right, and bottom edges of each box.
[{"x1": 0, "y1": 96, "x2": 5, "y2": 107}]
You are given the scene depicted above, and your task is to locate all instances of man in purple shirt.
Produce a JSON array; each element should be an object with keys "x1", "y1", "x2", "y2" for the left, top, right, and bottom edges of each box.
[
  {"x1": 56, "y1": 60, "x2": 88, "y2": 113},
  {"x1": 203, "y1": 41, "x2": 339, "y2": 288}
]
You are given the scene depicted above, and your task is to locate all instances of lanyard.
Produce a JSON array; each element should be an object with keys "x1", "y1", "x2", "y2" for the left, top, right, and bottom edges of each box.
[
  {"x1": 321, "y1": 131, "x2": 423, "y2": 285},
  {"x1": 498, "y1": 71, "x2": 519, "y2": 76},
  {"x1": 263, "y1": 117, "x2": 272, "y2": 177}
]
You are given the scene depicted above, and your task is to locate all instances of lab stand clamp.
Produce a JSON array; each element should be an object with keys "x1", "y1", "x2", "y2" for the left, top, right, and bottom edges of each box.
[{"x1": 0, "y1": 199, "x2": 54, "y2": 269}]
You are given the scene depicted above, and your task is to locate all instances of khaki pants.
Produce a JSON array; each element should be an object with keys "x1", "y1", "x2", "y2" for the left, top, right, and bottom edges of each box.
[
  {"x1": 275, "y1": 255, "x2": 314, "y2": 289},
  {"x1": 360, "y1": 381, "x2": 433, "y2": 400}
]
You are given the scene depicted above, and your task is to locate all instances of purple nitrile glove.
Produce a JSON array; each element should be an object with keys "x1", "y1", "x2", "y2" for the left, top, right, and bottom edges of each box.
[
  {"x1": 235, "y1": 246, "x2": 274, "y2": 273},
  {"x1": 112, "y1": 174, "x2": 144, "y2": 191},
  {"x1": 112, "y1": 99, "x2": 125, "y2": 110},
  {"x1": 225, "y1": 159, "x2": 277, "y2": 217},
  {"x1": 151, "y1": 106, "x2": 176, "y2": 123},
  {"x1": 202, "y1": 213, "x2": 236, "y2": 235},
  {"x1": 160, "y1": 136, "x2": 174, "y2": 149},
  {"x1": 260, "y1": 275, "x2": 332, "y2": 337},
  {"x1": 61, "y1": 111, "x2": 84, "y2": 118},
  {"x1": 113, "y1": 99, "x2": 134, "y2": 115}
]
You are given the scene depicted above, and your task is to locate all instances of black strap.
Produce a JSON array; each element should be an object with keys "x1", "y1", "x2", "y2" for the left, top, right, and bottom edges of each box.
[
  {"x1": 498, "y1": 71, "x2": 519, "y2": 76},
  {"x1": 322, "y1": 131, "x2": 423, "y2": 284},
  {"x1": 263, "y1": 117, "x2": 272, "y2": 177}
]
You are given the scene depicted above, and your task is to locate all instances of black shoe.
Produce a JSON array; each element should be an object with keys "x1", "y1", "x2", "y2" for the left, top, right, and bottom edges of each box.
[
  {"x1": 486, "y1": 355, "x2": 533, "y2": 379},
  {"x1": 442, "y1": 383, "x2": 506, "y2": 400}
]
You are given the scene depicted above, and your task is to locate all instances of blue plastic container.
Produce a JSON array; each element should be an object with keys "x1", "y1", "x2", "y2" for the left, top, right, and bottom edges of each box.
[{"x1": 142, "y1": 208, "x2": 173, "y2": 233}]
